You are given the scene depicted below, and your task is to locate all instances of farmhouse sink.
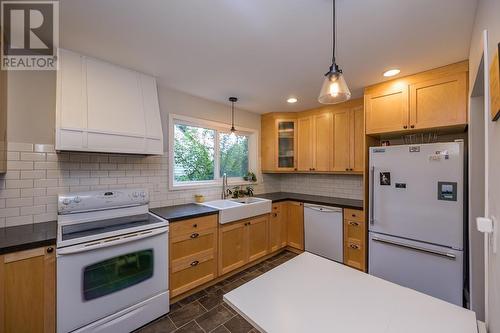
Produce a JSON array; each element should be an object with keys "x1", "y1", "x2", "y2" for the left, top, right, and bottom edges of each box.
[{"x1": 201, "y1": 198, "x2": 272, "y2": 224}]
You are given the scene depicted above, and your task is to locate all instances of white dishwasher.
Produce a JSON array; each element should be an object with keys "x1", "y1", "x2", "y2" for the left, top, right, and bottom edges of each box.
[{"x1": 304, "y1": 203, "x2": 343, "y2": 262}]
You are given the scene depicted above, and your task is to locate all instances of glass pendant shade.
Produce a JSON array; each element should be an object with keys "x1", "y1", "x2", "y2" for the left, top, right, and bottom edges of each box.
[{"x1": 318, "y1": 69, "x2": 351, "y2": 104}]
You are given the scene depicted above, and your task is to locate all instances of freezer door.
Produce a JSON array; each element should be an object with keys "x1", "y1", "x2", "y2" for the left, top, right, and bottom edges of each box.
[
  {"x1": 369, "y1": 232, "x2": 463, "y2": 306},
  {"x1": 369, "y1": 142, "x2": 464, "y2": 249}
]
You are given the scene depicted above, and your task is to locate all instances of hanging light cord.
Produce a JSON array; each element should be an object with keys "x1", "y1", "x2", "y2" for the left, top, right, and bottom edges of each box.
[
  {"x1": 332, "y1": 0, "x2": 336, "y2": 65},
  {"x1": 231, "y1": 101, "x2": 235, "y2": 130}
]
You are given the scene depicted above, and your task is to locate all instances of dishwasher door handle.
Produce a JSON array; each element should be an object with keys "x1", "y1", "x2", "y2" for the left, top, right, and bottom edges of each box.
[{"x1": 304, "y1": 205, "x2": 342, "y2": 213}]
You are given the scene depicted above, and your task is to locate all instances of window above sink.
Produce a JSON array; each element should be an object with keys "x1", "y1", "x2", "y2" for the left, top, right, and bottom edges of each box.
[{"x1": 168, "y1": 114, "x2": 258, "y2": 190}]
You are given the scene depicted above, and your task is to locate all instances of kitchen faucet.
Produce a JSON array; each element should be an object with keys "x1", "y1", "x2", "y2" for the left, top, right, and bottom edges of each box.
[{"x1": 221, "y1": 173, "x2": 230, "y2": 199}]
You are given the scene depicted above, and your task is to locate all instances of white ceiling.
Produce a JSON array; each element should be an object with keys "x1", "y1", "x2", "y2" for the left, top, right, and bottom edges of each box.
[{"x1": 60, "y1": 0, "x2": 478, "y2": 114}]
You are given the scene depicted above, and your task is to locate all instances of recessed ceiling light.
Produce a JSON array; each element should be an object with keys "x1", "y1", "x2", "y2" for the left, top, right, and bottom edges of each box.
[
  {"x1": 383, "y1": 69, "x2": 401, "y2": 77},
  {"x1": 287, "y1": 97, "x2": 298, "y2": 104}
]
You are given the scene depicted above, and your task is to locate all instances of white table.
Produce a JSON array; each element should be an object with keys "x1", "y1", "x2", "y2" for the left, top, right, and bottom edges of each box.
[{"x1": 224, "y1": 252, "x2": 478, "y2": 333}]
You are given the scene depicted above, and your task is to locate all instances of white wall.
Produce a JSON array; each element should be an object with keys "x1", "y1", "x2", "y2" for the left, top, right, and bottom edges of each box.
[{"x1": 469, "y1": 0, "x2": 500, "y2": 331}]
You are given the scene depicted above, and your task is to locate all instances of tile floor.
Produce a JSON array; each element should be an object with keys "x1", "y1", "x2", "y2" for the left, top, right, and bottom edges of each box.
[{"x1": 136, "y1": 250, "x2": 298, "y2": 333}]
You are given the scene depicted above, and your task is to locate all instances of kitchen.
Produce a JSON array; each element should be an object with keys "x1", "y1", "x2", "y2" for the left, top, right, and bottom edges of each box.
[{"x1": 0, "y1": 0, "x2": 499, "y2": 333}]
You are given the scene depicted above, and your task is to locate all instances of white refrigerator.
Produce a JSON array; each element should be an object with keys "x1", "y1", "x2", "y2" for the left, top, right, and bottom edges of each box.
[{"x1": 368, "y1": 142, "x2": 465, "y2": 306}]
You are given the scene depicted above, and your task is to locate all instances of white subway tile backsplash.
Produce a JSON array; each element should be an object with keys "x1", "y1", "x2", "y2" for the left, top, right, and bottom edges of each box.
[
  {"x1": 20, "y1": 170, "x2": 46, "y2": 179},
  {"x1": 20, "y1": 152, "x2": 46, "y2": 161},
  {"x1": 6, "y1": 179, "x2": 34, "y2": 189},
  {"x1": 7, "y1": 161, "x2": 33, "y2": 170},
  {"x1": 6, "y1": 197, "x2": 33, "y2": 208},
  {"x1": 8, "y1": 142, "x2": 33, "y2": 152},
  {"x1": 6, "y1": 215, "x2": 33, "y2": 227},
  {"x1": 21, "y1": 205, "x2": 46, "y2": 215},
  {"x1": 1, "y1": 142, "x2": 361, "y2": 227},
  {"x1": 34, "y1": 144, "x2": 55, "y2": 153}
]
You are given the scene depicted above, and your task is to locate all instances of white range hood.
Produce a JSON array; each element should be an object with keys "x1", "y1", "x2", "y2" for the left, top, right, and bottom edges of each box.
[{"x1": 56, "y1": 49, "x2": 164, "y2": 155}]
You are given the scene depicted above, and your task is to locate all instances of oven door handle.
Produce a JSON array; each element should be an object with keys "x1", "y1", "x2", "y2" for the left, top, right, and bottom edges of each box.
[{"x1": 57, "y1": 227, "x2": 168, "y2": 255}]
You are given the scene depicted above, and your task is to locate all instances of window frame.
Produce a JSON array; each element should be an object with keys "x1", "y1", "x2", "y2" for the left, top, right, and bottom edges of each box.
[{"x1": 168, "y1": 114, "x2": 258, "y2": 190}]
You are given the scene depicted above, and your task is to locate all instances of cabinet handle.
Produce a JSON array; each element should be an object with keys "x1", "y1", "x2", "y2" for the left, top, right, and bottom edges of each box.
[
  {"x1": 345, "y1": 168, "x2": 349, "y2": 171},
  {"x1": 46, "y1": 247, "x2": 54, "y2": 253},
  {"x1": 190, "y1": 260, "x2": 199, "y2": 267},
  {"x1": 403, "y1": 125, "x2": 408, "y2": 129},
  {"x1": 190, "y1": 233, "x2": 199, "y2": 239},
  {"x1": 410, "y1": 125, "x2": 415, "y2": 128},
  {"x1": 273, "y1": 213, "x2": 278, "y2": 217},
  {"x1": 349, "y1": 244, "x2": 360, "y2": 250},
  {"x1": 351, "y1": 214, "x2": 356, "y2": 217},
  {"x1": 193, "y1": 224, "x2": 198, "y2": 228},
  {"x1": 294, "y1": 168, "x2": 298, "y2": 171},
  {"x1": 348, "y1": 221, "x2": 359, "y2": 227}
]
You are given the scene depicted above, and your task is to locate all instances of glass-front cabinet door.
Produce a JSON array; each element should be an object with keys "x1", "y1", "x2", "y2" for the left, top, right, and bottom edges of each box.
[{"x1": 276, "y1": 119, "x2": 297, "y2": 171}]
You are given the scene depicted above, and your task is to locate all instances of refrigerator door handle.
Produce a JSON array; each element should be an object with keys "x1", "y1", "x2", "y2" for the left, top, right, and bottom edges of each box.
[
  {"x1": 371, "y1": 237, "x2": 457, "y2": 260},
  {"x1": 369, "y1": 166, "x2": 375, "y2": 225}
]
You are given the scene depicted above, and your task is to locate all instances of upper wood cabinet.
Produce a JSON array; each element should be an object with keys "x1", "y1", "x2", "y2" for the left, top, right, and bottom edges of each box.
[
  {"x1": 365, "y1": 61, "x2": 468, "y2": 135},
  {"x1": 365, "y1": 84, "x2": 409, "y2": 135},
  {"x1": 332, "y1": 109, "x2": 350, "y2": 171},
  {"x1": 312, "y1": 113, "x2": 333, "y2": 172},
  {"x1": 332, "y1": 106, "x2": 364, "y2": 172},
  {"x1": 409, "y1": 73, "x2": 467, "y2": 130},
  {"x1": 276, "y1": 119, "x2": 297, "y2": 171},
  {"x1": 261, "y1": 99, "x2": 363, "y2": 174},
  {"x1": 0, "y1": 246, "x2": 56, "y2": 333},
  {"x1": 297, "y1": 116, "x2": 313, "y2": 171},
  {"x1": 56, "y1": 49, "x2": 164, "y2": 154},
  {"x1": 298, "y1": 113, "x2": 334, "y2": 172},
  {"x1": 351, "y1": 106, "x2": 364, "y2": 172}
]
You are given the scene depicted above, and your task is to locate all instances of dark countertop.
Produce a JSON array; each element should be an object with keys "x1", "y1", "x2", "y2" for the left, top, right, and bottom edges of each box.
[
  {"x1": 0, "y1": 221, "x2": 57, "y2": 255},
  {"x1": 0, "y1": 193, "x2": 359, "y2": 255},
  {"x1": 255, "y1": 192, "x2": 363, "y2": 210},
  {"x1": 150, "y1": 203, "x2": 219, "y2": 222}
]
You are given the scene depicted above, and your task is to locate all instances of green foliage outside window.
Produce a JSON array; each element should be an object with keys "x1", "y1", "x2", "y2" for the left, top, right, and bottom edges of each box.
[
  {"x1": 174, "y1": 124, "x2": 215, "y2": 182},
  {"x1": 219, "y1": 133, "x2": 249, "y2": 178},
  {"x1": 173, "y1": 123, "x2": 249, "y2": 183}
]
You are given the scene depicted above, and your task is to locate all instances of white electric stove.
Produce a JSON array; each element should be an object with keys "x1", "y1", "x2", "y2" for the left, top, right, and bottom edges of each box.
[{"x1": 56, "y1": 189, "x2": 169, "y2": 333}]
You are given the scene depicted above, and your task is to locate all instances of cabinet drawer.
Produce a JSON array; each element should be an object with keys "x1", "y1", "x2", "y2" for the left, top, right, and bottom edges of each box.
[
  {"x1": 344, "y1": 208, "x2": 364, "y2": 222},
  {"x1": 344, "y1": 220, "x2": 365, "y2": 241},
  {"x1": 170, "y1": 258, "x2": 216, "y2": 297},
  {"x1": 272, "y1": 203, "x2": 282, "y2": 213},
  {"x1": 170, "y1": 215, "x2": 218, "y2": 236},
  {"x1": 344, "y1": 239, "x2": 365, "y2": 271},
  {"x1": 170, "y1": 229, "x2": 217, "y2": 261}
]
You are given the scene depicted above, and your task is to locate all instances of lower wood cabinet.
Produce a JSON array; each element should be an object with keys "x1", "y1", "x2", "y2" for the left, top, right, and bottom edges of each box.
[
  {"x1": 219, "y1": 214, "x2": 269, "y2": 276},
  {"x1": 343, "y1": 208, "x2": 366, "y2": 271},
  {"x1": 286, "y1": 201, "x2": 304, "y2": 251},
  {"x1": 169, "y1": 215, "x2": 218, "y2": 297},
  {"x1": 269, "y1": 202, "x2": 287, "y2": 252},
  {"x1": 0, "y1": 246, "x2": 56, "y2": 333}
]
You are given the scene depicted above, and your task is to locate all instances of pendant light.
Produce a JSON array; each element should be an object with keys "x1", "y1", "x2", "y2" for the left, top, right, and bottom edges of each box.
[
  {"x1": 229, "y1": 97, "x2": 238, "y2": 134},
  {"x1": 318, "y1": 0, "x2": 351, "y2": 104}
]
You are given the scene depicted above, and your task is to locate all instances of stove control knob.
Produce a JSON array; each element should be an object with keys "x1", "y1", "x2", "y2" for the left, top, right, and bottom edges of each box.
[
  {"x1": 62, "y1": 198, "x2": 71, "y2": 205},
  {"x1": 73, "y1": 196, "x2": 81, "y2": 203},
  {"x1": 140, "y1": 191, "x2": 146, "y2": 198},
  {"x1": 132, "y1": 192, "x2": 139, "y2": 198}
]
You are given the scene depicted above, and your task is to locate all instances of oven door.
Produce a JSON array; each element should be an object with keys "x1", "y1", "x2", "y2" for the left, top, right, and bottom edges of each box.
[{"x1": 57, "y1": 227, "x2": 168, "y2": 333}]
